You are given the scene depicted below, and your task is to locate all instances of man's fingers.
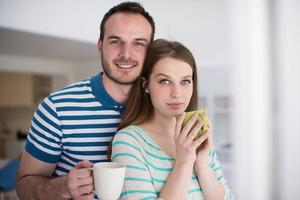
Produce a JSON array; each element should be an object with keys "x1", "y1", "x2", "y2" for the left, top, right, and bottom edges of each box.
[
  {"x1": 75, "y1": 160, "x2": 93, "y2": 169},
  {"x1": 79, "y1": 192, "x2": 94, "y2": 200},
  {"x1": 77, "y1": 176, "x2": 93, "y2": 187},
  {"x1": 70, "y1": 168, "x2": 92, "y2": 179},
  {"x1": 74, "y1": 192, "x2": 94, "y2": 200},
  {"x1": 78, "y1": 184, "x2": 94, "y2": 196}
]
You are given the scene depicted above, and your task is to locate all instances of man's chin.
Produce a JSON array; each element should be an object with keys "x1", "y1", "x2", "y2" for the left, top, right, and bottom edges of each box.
[
  {"x1": 110, "y1": 76, "x2": 137, "y2": 85},
  {"x1": 103, "y1": 69, "x2": 139, "y2": 85}
]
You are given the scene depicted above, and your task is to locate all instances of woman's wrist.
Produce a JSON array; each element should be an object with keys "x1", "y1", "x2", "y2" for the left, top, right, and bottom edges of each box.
[
  {"x1": 174, "y1": 161, "x2": 194, "y2": 175},
  {"x1": 194, "y1": 158, "x2": 210, "y2": 175}
]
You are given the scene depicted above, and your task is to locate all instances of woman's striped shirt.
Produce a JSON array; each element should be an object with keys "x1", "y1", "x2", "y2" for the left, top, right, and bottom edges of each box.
[
  {"x1": 112, "y1": 125, "x2": 234, "y2": 200},
  {"x1": 25, "y1": 73, "x2": 124, "y2": 176}
]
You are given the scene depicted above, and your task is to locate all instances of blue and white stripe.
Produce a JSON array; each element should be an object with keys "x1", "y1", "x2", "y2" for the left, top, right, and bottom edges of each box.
[{"x1": 25, "y1": 73, "x2": 123, "y2": 176}]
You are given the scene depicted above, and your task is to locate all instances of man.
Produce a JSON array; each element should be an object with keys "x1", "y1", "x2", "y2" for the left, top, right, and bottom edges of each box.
[{"x1": 16, "y1": 2, "x2": 155, "y2": 200}]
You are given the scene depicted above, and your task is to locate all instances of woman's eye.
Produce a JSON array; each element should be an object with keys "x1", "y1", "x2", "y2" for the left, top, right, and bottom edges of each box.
[
  {"x1": 181, "y1": 79, "x2": 192, "y2": 85},
  {"x1": 159, "y1": 79, "x2": 171, "y2": 84}
]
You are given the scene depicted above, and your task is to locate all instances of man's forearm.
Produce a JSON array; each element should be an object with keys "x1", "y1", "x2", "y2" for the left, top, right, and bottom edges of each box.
[{"x1": 17, "y1": 175, "x2": 71, "y2": 200}]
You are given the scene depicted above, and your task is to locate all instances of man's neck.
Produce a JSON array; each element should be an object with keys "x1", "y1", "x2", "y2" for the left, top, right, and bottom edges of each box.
[{"x1": 102, "y1": 73, "x2": 132, "y2": 104}]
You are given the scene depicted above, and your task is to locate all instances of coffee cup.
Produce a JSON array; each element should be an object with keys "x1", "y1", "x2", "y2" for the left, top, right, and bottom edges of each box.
[
  {"x1": 92, "y1": 162, "x2": 126, "y2": 200},
  {"x1": 182, "y1": 109, "x2": 209, "y2": 139}
]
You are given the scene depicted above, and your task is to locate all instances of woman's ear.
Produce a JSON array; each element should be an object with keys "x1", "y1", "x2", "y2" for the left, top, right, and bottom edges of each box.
[
  {"x1": 142, "y1": 77, "x2": 149, "y2": 93},
  {"x1": 142, "y1": 77, "x2": 148, "y2": 88}
]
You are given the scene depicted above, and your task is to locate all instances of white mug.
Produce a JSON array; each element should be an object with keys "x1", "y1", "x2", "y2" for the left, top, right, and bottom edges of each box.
[{"x1": 93, "y1": 162, "x2": 126, "y2": 200}]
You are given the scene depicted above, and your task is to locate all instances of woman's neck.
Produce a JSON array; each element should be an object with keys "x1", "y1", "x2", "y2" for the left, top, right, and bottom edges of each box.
[
  {"x1": 142, "y1": 113, "x2": 177, "y2": 137},
  {"x1": 140, "y1": 113, "x2": 177, "y2": 159}
]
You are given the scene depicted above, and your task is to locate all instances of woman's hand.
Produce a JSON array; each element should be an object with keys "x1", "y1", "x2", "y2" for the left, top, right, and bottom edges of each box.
[
  {"x1": 175, "y1": 113, "x2": 209, "y2": 167},
  {"x1": 195, "y1": 110, "x2": 213, "y2": 165}
]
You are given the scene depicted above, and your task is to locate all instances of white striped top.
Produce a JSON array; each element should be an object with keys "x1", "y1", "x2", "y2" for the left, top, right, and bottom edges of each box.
[
  {"x1": 25, "y1": 73, "x2": 123, "y2": 176},
  {"x1": 112, "y1": 125, "x2": 234, "y2": 200}
]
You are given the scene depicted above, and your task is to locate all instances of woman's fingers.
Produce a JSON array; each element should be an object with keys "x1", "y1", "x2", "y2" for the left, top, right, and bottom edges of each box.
[
  {"x1": 180, "y1": 113, "x2": 199, "y2": 138},
  {"x1": 187, "y1": 120, "x2": 203, "y2": 141},
  {"x1": 175, "y1": 112, "x2": 185, "y2": 138},
  {"x1": 192, "y1": 131, "x2": 209, "y2": 149},
  {"x1": 205, "y1": 109, "x2": 213, "y2": 132}
]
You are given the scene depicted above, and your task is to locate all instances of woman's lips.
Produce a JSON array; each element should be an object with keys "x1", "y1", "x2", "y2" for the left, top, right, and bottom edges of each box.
[{"x1": 167, "y1": 103, "x2": 184, "y2": 109}]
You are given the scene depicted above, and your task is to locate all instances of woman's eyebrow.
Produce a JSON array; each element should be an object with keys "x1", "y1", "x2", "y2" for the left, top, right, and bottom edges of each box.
[
  {"x1": 154, "y1": 73, "x2": 170, "y2": 78},
  {"x1": 154, "y1": 73, "x2": 192, "y2": 79}
]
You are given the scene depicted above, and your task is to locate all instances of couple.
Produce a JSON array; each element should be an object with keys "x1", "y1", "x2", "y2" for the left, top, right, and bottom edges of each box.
[{"x1": 16, "y1": 2, "x2": 233, "y2": 200}]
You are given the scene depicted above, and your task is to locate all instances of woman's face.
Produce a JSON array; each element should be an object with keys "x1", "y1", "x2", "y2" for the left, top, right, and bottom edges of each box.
[{"x1": 147, "y1": 57, "x2": 193, "y2": 118}]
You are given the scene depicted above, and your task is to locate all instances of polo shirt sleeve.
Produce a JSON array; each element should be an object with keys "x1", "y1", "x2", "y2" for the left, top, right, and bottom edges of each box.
[
  {"x1": 25, "y1": 95, "x2": 63, "y2": 164},
  {"x1": 112, "y1": 129, "x2": 158, "y2": 200}
]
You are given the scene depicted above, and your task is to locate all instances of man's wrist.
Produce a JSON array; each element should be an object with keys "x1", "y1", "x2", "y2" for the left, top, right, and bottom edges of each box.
[{"x1": 56, "y1": 175, "x2": 72, "y2": 199}]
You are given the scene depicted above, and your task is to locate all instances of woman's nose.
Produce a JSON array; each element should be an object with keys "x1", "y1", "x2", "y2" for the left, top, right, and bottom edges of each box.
[{"x1": 170, "y1": 84, "x2": 182, "y2": 98}]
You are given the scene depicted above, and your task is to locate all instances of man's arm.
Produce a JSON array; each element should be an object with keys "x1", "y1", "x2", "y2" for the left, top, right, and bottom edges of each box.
[{"x1": 16, "y1": 151, "x2": 94, "y2": 200}]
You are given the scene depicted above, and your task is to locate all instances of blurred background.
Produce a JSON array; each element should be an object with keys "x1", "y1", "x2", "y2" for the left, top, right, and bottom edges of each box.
[{"x1": 0, "y1": 0, "x2": 299, "y2": 199}]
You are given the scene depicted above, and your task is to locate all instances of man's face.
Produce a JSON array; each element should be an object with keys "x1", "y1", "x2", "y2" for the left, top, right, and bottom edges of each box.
[{"x1": 98, "y1": 13, "x2": 152, "y2": 85}]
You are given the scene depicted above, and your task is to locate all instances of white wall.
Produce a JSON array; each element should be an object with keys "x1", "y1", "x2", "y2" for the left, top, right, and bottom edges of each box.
[
  {"x1": 229, "y1": 0, "x2": 272, "y2": 199},
  {"x1": 275, "y1": 0, "x2": 300, "y2": 199},
  {"x1": 0, "y1": 0, "x2": 231, "y2": 68}
]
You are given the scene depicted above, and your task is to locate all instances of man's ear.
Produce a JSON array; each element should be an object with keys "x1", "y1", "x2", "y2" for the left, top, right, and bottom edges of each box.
[{"x1": 97, "y1": 38, "x2": 103, "y2": 52}]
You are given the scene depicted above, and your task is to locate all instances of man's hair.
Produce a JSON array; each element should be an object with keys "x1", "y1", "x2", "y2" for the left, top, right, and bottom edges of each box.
[{"x1": 100, "y1": 1, "x2": 155, "y2": 42}]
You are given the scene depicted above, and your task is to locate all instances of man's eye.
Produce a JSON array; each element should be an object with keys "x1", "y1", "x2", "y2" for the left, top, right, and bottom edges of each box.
[
  {"x1": 133, "y1": 41, "x2": 146, "y2": 47},
  {"x1": 110, "y1": 40, "x2": 121, "y2": 45},
  {"x1": 159, "y1": 79, "x2": 171, "y2": 84}
]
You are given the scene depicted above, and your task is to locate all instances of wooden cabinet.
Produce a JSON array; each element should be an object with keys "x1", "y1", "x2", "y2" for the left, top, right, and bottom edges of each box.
[{"x1": 0, "y1": 72, "x2": 52, "y2": 107}]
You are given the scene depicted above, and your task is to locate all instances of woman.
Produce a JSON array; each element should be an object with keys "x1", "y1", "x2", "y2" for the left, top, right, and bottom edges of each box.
[{"x1": 111, "y1": 39, "x2": 234, "y2": 200}]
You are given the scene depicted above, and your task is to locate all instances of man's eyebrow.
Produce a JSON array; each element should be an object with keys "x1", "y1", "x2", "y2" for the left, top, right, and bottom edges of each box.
[
  {"x1": 134, "y1": 38, "x2": 149, "y2": 43},
  {"x1": 107, "y1": 36, "x2": 148, "y2": 43},
  {"x1": 107, "y1": 36, "x2": 120, "y2": 40}
]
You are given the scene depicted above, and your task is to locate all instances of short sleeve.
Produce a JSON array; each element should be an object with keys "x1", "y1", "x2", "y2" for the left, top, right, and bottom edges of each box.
[{"x1": 25, "y1": 96, "x2": 63, "y2": 163}]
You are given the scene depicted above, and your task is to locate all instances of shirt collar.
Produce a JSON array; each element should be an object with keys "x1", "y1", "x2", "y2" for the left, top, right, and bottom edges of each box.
[{"x1": 90, "y1": 72, "x2": 124, "y2": 110}]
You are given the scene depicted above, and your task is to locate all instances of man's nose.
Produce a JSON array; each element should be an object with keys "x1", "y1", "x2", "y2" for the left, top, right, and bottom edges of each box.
[{"x1": 119, "y1": 43, "x2": 132, "y2": 59}]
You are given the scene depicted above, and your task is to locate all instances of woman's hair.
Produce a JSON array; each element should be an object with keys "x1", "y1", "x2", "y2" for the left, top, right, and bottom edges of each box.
[{"x1": 118, "y1": 39, "x2": 198, "y2": 130}]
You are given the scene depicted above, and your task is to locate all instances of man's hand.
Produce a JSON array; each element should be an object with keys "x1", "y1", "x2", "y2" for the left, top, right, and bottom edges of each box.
[{"x1": 67, "y1": 160, "x2": 94, "y2": 200}]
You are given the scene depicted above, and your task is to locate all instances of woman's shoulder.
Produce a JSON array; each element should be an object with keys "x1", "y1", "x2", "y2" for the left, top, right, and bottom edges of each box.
[
  {"x1": 113, "y1": 125, "x2": 144, "y2": 143},
  {"x1": 116, "y1": 124, "x2": 142, "y2": 135}
]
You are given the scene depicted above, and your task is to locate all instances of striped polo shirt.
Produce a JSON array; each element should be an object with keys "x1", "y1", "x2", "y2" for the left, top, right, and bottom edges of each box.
[
  {"x1": 25, "y1": 73, "x2": 123, "y2": 175},
  {"x1": 112, "y1": 125, "x2": 234, "y2": 200}
]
